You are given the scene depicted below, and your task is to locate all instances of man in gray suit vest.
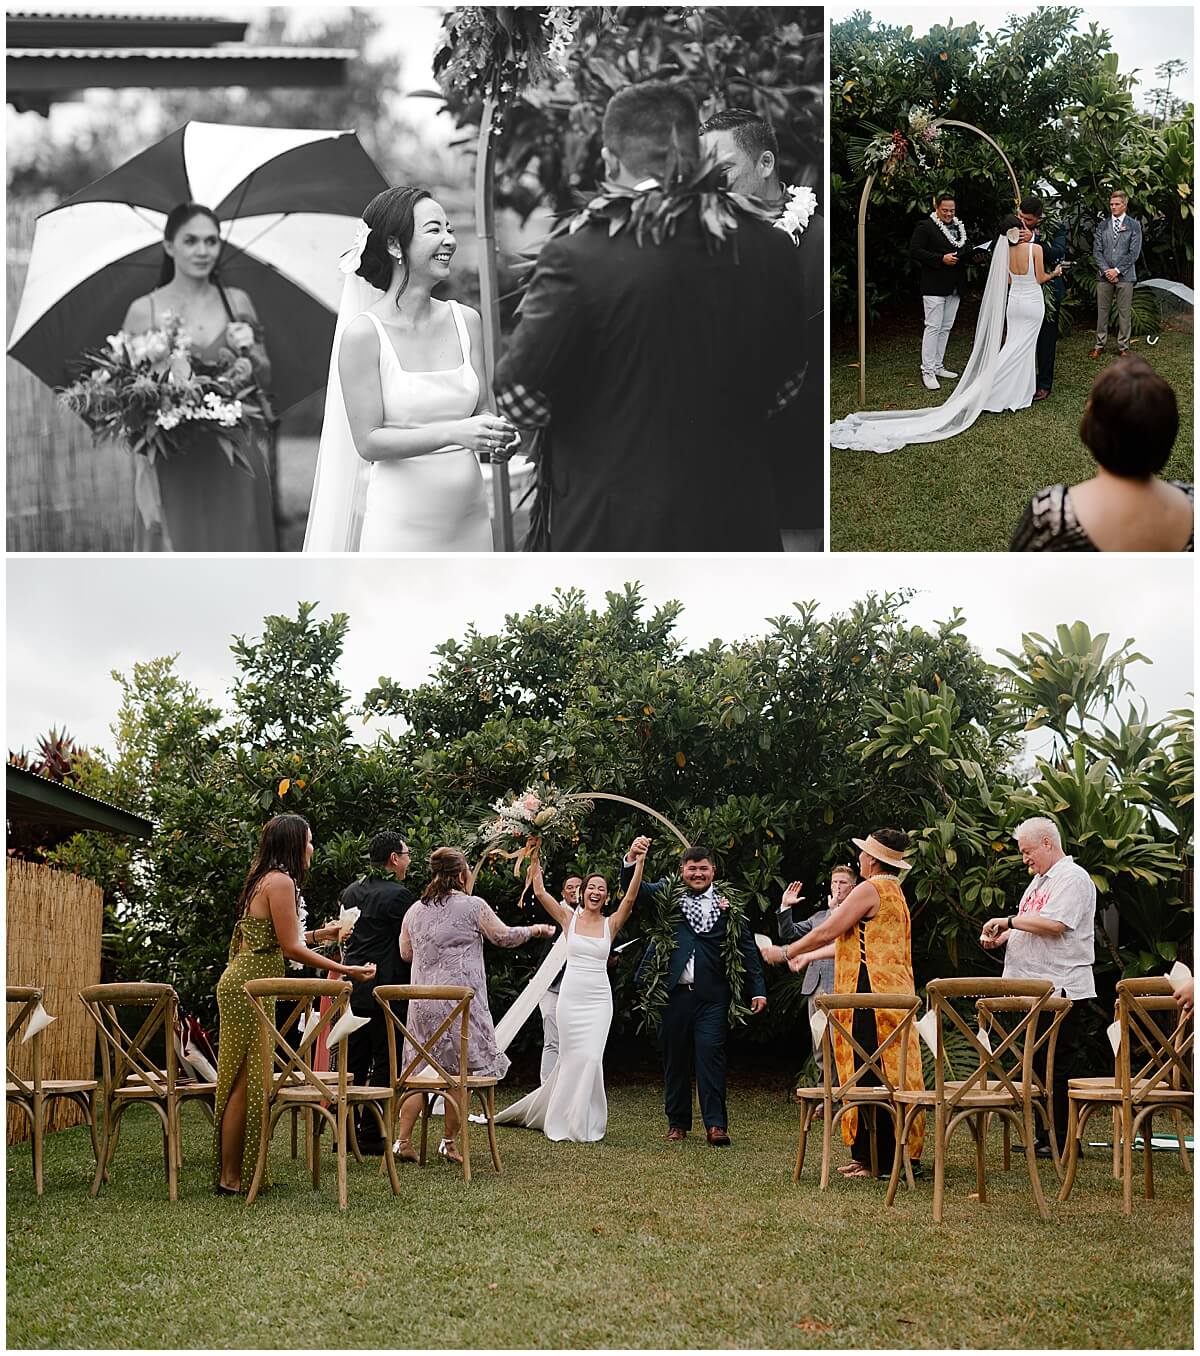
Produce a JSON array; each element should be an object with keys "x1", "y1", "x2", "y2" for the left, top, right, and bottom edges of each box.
[
  {"x1": 1090, "y1": 190, "x2": 1143, "y2": 358},
  {"x1": 778, "y1": 864, "x2": 857, "y2": 1078}
]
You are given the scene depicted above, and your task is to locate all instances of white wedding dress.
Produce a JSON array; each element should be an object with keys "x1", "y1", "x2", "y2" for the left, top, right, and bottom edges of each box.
[
  {"x1": 304, "y1": 286, "x2": 492, "y2": 551},
  {"x1": 495, "y1": 909, "x2": 612, "y2": 1142},
  {"x1": 829, "y1": 234, "x2": 1039, "y2": 455}
]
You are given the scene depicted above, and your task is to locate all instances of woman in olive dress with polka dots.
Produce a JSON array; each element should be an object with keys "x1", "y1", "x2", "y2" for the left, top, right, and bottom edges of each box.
[{"x1": 213, "y1": 815, "x2": 376, "y2": 1195}]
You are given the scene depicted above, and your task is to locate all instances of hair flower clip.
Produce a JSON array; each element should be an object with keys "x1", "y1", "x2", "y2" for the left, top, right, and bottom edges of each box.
[
  {"x1": 1005, "y1": 226, "x2": 1022, "y2": 244},
  {"x1": 338, "y1": 219, "x2": 371, "y2": 275}
]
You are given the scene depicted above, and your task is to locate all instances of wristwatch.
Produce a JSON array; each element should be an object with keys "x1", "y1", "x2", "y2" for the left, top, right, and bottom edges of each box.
[{"x1": 1008, "y1": 915, "x2": 1019, "y2": 931}]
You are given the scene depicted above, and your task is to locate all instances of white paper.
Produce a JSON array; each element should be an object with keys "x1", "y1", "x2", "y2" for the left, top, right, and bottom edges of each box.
[
  {"x1": 613, "y1": 938, "x2": 639, "y2": 953},
  {"x1": 185, "y1": 1046, "x2": 218, "y2": 1082},
  {"x1": 754, "y1": 933, "x2": 773, "y2": 951},
  {"x1": 326, "y1": 1007, "x2": 371, "y2": 1048},
  {"x1": 20, "y1": 1000, "x2": 55, "y2": 1043},
  {"x1": 809, "y1": 1007, "x2": 828, "y2": 1048},
  {"x1": 493, "y1": 933, "x2": 568, "y2": 1053},
  {"x1": 1166, "y1": 961, "x2": 1192, "y2": 992},
  {"x1": 976, "y1": 1026, "x2": 992, "y2": 1055},
  {"x1": 1106, "y1": 1018, "x2": 1122, "y2": 1055},
  {"x1": 337, "y1": 904, "x2": 361, "y2": 942},
  {"x1": 916, "y1": 1009, "x2": 939, "y2": 1053}
]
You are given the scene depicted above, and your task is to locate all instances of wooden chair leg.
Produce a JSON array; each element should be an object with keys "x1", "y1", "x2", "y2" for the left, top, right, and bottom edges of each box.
[
  {"x1": 818, "y1": 1098, "x2": 834, "y2": 1190},
  {"x1": 459, "y1": 1089, "x2": 472, "y2": 1183},
  {"x1": 1171, "y1": 1108, "x2": 1191, "y2": 1174},
  {"x1": 1021, "y1": 1101, "x2": 1049, "y2": 1221},
  {"x1": 867, "y1": 1106, "x2": 879, "y2": 1178},
  {"x1": 933, "y1": 1104, "x2": 946, "y2": 1223},
  {"x1": 418, "y1": 1095, "x2": 431, "y2": 1165},
  {"x1": 90, "y1": 1100, "x2": 113, "y2": 1198},
  {"x1": 1058, "y1": 1098, "x2": 1083, "y2": 1202},
  {"x1": 32, "y1": 1091, "x2": 45, "y2": 1196},
  {"x1": 245, "y1": 1104, "x2": 276, "y2": 1206},
  {"x1": 884, "y1": 1107, "x2": 905, "y2": 1207},
  {"x1": 974, "y1": 1112, "x2": 987, "y2": 1202},
  {"x1": 484, "y1": 1088, "x2": 502, "y2": 1173},
  {"x1": 336, "y1": 1101, "x2": 348, "y2": 1210},
  {"x1": 794, "y1": 1103, "x2": 811, "y2": 1183},
  {"x1": 1001, "y1": 1115, "x2": 1011, "y2": 1172},
  {"x1": 1121, "y1": 1100, "x2": 1134, "y2": 1216},
  {"x1": 1111, "y1": 1106, "x2": 1121, "y2": 1180},
  {"x1": 1141, "y1": 1110, "x2": 1155, "y2": 1200},
  {"x1": 290, "y1": 1106, "x2": 299, "y2": 1160}
]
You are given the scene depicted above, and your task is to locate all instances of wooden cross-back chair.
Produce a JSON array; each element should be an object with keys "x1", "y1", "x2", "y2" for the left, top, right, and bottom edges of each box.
[
  {"x1": 892, "y1": 977, "x2": 1054, "y2": 1222},
  {"x1": 976, "y1": 993, "x2": 1073, "y2": 1178},
  {"x1": 374, "y1": 984, "x2": 502, "y2": 1182},
  {"x1": 793, "y1": 992, "x2": 920, "y2": 1191},
  {"x1": 7, "y1": 985, "x2": 99, "y2": 1195},
  {"x1": 78, "y1": 981, "x2": 194, "y2": 1200},
  {"x1": 1059, "y1": 977, "x2": 1193, "y2": 1215},
  {"x1": 241, "y1": 977, "x2": 399, "y2": 1209}
]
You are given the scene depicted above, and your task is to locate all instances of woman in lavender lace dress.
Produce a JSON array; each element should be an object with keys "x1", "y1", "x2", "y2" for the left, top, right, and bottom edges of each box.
[{"x1": 394, "y1": 846, "x2": 554, "y2": 1163}]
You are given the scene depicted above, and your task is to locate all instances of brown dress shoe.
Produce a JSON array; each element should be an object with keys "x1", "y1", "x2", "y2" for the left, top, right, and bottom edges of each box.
[
  {"x1": 706, "y1": 1126, "x2": 731, "y2": 1146},
  {"x1": 666, "y1": 1127, "x2": 687, "y2": 1142},
  {"x1": 1032, "y1": 389, "x2": 1050, "y2": 402},
  {"x1": 1088, "y1": 347, "x2": 1104, "y2": 358}
]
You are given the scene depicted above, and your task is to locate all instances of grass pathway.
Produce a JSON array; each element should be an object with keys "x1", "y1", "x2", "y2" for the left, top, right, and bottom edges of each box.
[
  {"x1": 829, "y1": 319, "x2": 1194, "y2": 552},
  {"x1": 5, "y1": 1079, "x2": 1193, "y2": 1348}
]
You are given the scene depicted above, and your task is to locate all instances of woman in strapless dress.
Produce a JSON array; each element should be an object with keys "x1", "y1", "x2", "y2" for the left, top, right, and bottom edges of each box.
[{"x1": 331, "y1": 187, "x2": 515, "y2": 552}]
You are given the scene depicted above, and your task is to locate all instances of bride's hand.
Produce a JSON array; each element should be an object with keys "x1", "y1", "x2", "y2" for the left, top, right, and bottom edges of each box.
[{"x1": 457, "y1": 413, "x2": 517, "y2": 455}]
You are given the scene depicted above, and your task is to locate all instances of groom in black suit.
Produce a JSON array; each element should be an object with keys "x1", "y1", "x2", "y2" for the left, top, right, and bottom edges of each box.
[
  {"x1": 624, "y1": 839, "x2": 766, "y2": 1145},
  {"x1": 495, "y1": 81, "x2": 805, "y2": 552}
]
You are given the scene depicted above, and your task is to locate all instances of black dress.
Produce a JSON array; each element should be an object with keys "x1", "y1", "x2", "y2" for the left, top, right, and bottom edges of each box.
[{"x1": 1010, "y1": 481, "x2": 1194, "y2": 551}]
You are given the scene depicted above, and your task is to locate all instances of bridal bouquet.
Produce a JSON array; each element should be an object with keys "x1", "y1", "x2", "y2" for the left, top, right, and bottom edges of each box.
[
  {"x1": 477, "y1": 784, "x2": 592, "y2": 904},
  {"x1": 58, "y1": 315, "x2": 270, "y2": 474}
]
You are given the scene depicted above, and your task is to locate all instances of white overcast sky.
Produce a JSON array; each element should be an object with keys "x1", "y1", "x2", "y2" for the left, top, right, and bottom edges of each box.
[
  {"x1": 6, "y1": 555, "x2": 1194, "y2": 759},
  {"x1": 828, "y1": 2, "x2": 1196, "y2": 107}
]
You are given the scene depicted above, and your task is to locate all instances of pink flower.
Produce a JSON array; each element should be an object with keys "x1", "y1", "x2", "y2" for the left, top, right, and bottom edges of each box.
[{"x1": 522, "y1": 793, "x2": 541, "y2": 811}]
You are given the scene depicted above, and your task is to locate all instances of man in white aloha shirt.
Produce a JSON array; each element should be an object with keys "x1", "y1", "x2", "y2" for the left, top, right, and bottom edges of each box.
[{"x1": 981, "y1": 815, "x2": 1098, "y2": 1157}]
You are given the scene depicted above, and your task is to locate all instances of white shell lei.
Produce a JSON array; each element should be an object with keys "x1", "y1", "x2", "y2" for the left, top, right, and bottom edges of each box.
[{"x1": 929, "y1": 212, "x2": 967, "y2": 249}]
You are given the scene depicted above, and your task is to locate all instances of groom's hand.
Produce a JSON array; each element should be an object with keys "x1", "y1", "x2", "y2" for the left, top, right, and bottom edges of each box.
[
  {"x1": 750, "y1": 997, "x2": 767, "y2": 1014},
  {"x1": 942, "y1": 252, "x2": 958, "y2": 266}
]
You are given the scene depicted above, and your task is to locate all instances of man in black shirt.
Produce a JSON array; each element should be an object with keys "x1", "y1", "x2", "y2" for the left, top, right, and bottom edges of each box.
[{"x1": 340, "y1": 830, "x2": 415, "y2": 1152}]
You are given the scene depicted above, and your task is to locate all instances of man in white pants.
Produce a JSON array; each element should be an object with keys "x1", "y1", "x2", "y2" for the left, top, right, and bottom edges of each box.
[
  {"x1": 536, "y1": 875, "x2": 581, "y2": 1083},
  {"x1": 909, "y1": 193, "x2": 968, "y2": 391}
]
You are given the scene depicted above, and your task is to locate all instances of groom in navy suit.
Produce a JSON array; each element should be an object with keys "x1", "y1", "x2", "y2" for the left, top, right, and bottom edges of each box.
[
  {"x1": 495, "y1": 81, "x2": 805, "y2": 552},
  {"x1": 624, "y1": 839, "x2": 766, "y2": 1145}
]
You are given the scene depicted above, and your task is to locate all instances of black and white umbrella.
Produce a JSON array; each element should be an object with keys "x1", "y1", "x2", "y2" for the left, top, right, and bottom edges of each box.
[{"x1": 7, "y1": 120, "x2": 388, "y2": 411}]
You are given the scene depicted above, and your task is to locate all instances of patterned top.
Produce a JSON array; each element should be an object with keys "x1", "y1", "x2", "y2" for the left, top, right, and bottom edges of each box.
[
  {"x1": 831, "y1": 875, "x2": 924, "y2": 1157},
  {"x1": 1011, "y1": 482, "x2": 1194, "y2": 552}
]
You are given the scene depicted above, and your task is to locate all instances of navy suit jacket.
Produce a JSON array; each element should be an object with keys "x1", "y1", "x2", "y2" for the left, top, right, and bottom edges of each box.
[{"x1": 624, "y1": 863, "x2": 766, "y2": 1004}]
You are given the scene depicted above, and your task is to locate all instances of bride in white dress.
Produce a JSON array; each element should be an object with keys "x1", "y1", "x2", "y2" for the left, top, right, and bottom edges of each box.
[
  {"x1": 830, "y1": 215, "x2": 1063, "y2": 455},
  {"x1": 303, "y1": 186, "x2": 516, "y2": 551},
  {"x1": 496, "y1": 849, "x2": 646, "y2": 1142}
]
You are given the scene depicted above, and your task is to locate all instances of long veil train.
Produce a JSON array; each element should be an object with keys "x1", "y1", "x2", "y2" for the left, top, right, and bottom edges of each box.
[
  {"x1": 829, "y1": 235, "x2": 1013, "y2": 455},
  {"x1": 302, "y1": 272, "x2": 381, "y2": 552}
]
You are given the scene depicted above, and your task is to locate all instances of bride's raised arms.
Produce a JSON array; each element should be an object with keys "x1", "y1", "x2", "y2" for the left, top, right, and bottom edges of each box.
[
  {"x1": 529, "y1": 864, "x2": 574, "y2": 930},
  {"x1": 338, "y1": 316, "x2": 514, "y2": 463},
  {"x1": 607, "y1": 842, "x2": 647, "y2": 939}
]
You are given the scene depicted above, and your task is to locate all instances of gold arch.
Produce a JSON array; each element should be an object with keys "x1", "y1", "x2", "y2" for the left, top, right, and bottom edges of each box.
[
  {"x1": 466, "y1": 791, "x2": 690, "y2": 895},
  {"x1": 855, "y1": 118, "x2": 1022, "y2": 406}
]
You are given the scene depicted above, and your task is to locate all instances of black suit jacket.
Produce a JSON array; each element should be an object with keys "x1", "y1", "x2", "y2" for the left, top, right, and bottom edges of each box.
[
  {"x1": 496, "y1": 202, "x2": 805, "y2": 551},
  {"x1": 910, "y1": 217, "x2": 966, "y2": 297},
  {"x1": 339, "y1": 876, "x2": 414, "y2": 1010},
  {"x1": 623, "y1": 865, "x2": 766, "y2": 1004}
]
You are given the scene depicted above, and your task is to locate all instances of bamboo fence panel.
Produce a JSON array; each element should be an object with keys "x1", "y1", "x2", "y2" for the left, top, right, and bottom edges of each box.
[{"x1": 6, "y1": 860, "x2": 103, "y2": 1143}]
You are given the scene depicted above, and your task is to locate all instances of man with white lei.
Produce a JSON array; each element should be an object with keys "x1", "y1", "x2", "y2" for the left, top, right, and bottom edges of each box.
[{"x1": 910, "y1": 192, "x2": 968, "y2": 391}]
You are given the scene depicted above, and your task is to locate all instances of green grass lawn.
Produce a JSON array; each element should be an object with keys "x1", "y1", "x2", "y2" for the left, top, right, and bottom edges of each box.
[
  {"x1": 6, "y1": 1078, "x2": 1192, "y2": 1349},
  {"x1": 829, "y1": 318, "x2": 1195, "y2": 552}
]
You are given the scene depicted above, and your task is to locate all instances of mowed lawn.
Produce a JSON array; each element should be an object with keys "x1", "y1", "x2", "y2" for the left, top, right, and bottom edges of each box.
[
  {"x1": 829, "y1": 316, "x2": 1194, "y2": 552},
  {"x1": 6, "y1": 1078, "x2": 1193, "y2": 1349}
]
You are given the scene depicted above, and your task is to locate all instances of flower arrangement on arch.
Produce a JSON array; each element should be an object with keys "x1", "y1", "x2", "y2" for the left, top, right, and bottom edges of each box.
[
  {"x1": 853, "y1": 104, "x2": 943, "y2": 181},
  {"x1": 57, "y1": 314, "x2": 270, "y2": 474}
]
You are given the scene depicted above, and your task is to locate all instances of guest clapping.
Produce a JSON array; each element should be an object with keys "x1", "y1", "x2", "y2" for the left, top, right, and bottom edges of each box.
[
  {"x1": 1011, "y1": 357, "x2": 1193, "y2": 551},
  {"x1": 393, "y1": 847, "x2": 554, "y2": 1163}
]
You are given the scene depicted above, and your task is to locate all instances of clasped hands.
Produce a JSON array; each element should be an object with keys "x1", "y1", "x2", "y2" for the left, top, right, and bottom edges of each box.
[
  {"x1": 979, "y1": 915, "x2": 1010, "y2": 949},
  {"x1": 460, "y1": 412, "x2": 519, "y2": 460}
]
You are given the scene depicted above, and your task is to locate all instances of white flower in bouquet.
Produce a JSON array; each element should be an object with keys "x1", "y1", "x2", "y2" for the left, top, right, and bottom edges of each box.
[
  {"x1": 775, "y1": 185, "x2": 818, "y2": 245},
  {"x1": 225, "y1": 320, "x2": 255, "y2": 352},
  {"x1": 105, "y1": 333, "x2": 126, "y2": 359},
  {"x1": 142, "y1": 331, "x2": 170, "y2": 364}
]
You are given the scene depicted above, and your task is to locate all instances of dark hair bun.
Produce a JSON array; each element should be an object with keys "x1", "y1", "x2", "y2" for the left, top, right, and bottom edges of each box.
[{"x1": 355, "y1": 185, "x2": 432, "y2": 295}]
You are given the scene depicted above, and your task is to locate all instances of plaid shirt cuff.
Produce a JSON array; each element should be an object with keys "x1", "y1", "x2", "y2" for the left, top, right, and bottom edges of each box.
[
  {"x1": 768, "y1": 364, "x2": 807, "y2": 418},
  {"x1": 497, "y1": 382, "x2": 551, "y2": 429}
]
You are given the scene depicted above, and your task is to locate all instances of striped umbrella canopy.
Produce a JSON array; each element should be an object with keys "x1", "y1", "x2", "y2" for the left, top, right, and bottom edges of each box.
[{"x1": 7, "y1": 121, "x2": 388, "y2": 411}]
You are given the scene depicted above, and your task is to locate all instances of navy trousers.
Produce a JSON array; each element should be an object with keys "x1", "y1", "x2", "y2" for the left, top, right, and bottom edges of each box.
[{"x1": 660, "y1": 986, "x2": 729, "y2": 1130}]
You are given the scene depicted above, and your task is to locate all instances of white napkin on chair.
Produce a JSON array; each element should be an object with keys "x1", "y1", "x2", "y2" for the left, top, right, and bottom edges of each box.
[
  {"x1": 976, "y1": 1026, "x2": 992, "y2": 1055},
  {"x1": 809, "y1": 1007, "x2": 828, "y2": 1049},
  {"x1": 915, "y1": 1009, "x2": 939, "y2": 1053},
  {"x1": 326, "y1": 1008, "x2": 371, "y2": 1048},
  {"x1": 20, "y1": 1001, "x2": 55, "y2": 1043},
  {"x1": 1166, "y1": 961, "x2": 1192, "y2": 992},
  {"x1": 1106, "y1": 1019, "x2": 1122, "y2": 1055}
]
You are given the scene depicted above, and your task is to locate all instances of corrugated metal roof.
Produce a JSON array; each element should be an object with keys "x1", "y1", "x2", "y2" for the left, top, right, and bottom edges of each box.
[
  {"x1": 9, "y1": 46, "x2": 358, "y2": 60},
  {"x1": 7, "y1": 10, "x2": 223, "y2": 19}
]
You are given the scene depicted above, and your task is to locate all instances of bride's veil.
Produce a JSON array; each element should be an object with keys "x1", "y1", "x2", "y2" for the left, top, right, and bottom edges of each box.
[
  {"x1": 302, "y1": 271, "x2": 382, "y2": 552},
  {"x1": 829, "y1": 235, "x2": 1014, "y2": 454}
]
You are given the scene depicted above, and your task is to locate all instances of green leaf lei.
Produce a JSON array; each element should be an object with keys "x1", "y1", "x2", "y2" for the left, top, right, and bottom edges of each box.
[
  {"x1": 561, "y1": 160, "x2": 780, "y2": 255},
  {"x1": 633, "y1": 873, "x2": 753, "y2": 1033}
]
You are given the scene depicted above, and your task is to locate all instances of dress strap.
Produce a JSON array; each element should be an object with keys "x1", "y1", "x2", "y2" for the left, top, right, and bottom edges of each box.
[
  {"x1": 216, "y1": 281, "x2": 236, "y2": 320},
  {"x1": 448, "y1": 300, "x2": 471, "y2": 365}
]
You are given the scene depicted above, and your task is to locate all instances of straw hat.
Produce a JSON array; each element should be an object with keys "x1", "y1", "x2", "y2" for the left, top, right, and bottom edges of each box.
[{"x1": 851, "y1": 834, "x2": 912, "y2": 872}]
